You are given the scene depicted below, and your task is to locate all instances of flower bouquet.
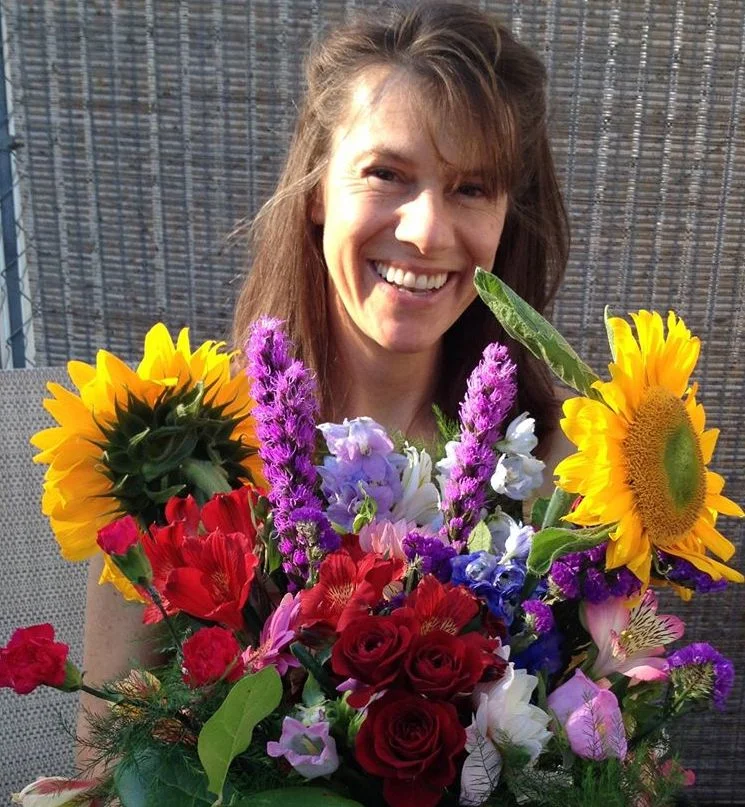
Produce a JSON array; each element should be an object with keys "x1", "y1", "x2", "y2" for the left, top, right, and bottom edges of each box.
[{"x1": 3, "y1": 270, "x2": 742, "y2": 807}]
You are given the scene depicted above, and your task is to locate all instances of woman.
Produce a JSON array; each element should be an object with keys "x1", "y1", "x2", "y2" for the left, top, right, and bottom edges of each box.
[{"x1": 79, "y1": 1, "x2": 571, "y2": 767}]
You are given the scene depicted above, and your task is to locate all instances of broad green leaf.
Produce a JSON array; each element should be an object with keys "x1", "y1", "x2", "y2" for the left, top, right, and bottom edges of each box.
[
  {"x1": 474, "y1": 269, "x2": 602, "y2": 399},
  {"x1": 467, "y1": 520, "x2": 493, "y2": 553},
  {"x1": 236, "y1": 788, "x2": 362, "y2": 806},
  {"x1": 198, "y1": 666, "x2": 282, "y2": 800},
  {"x1": 527, "y1": 525, "x2": 612, "y2": 576},
  {"x1": 115, "y1": 749, "x2": 217, "y2": 807},
  {"x1": 302, "y1": 672, "x2": 325, "y2": 707}
]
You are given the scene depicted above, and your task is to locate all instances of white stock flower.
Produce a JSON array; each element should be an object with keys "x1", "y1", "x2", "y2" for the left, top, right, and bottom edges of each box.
[
  {"x1": 434, "y1": 439, "x2": 460, "y2": 495},
  {"x1": 472, "y1": 663, "x2": 552, "y2": 763},
  {"x1": 490, "y1": 453, "x2": 545, "y2": 501},
  {"x1": 496, "y1": 412, "x2": 539, "y2": 456},
  {"x1": 487, "y1": 509, "x2": 534, "y2": 561},
  {"x1": 390, "y1": 444, "x2": 442, "y2": 527}
]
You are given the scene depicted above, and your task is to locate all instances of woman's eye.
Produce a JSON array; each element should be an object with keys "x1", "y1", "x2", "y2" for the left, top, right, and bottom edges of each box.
[
  {"x1": 456, "y1": 182, "x2": 486, "y2": 199},
  {"x1": 366, "y1": 167, "x2": 399, "y2": 183}
]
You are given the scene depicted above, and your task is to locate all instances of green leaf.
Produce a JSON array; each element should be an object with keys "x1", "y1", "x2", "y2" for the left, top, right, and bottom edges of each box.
[
  {"x1": 352, "y1": 493, "x2": 378, "y2": 532},
  {"x1": 467, "y1": 520, "x2": 493, "y2": 553},
  {"x1": 527, "y1": 524, "x2": 612, "y2": 575},
  {"x1": 474, "y1": 269, "x2": 602, "y2": 399},
  {"x1": 197, "y1": 666, "x2": 283, "y2": 800},
  {"x1": 540, "y1": 487, "x2": 576, "y2": 529},
  {"x1": 236, "y1": 788, "x2": 362, "y2": 806},
  {"x1": 528, "y1": 496, "x2": 550, "y2": 528},
  {"x1": 115, "y1": 749, "x2": 217, "y2": 807},
  {"x1": 302, "y1": 672, "x2": 325, "y2": 708}
]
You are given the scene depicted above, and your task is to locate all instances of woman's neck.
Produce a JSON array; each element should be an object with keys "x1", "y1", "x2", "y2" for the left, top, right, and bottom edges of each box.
[{"x1": 326, "y1": 322, "x2": 441, "y2": 443}]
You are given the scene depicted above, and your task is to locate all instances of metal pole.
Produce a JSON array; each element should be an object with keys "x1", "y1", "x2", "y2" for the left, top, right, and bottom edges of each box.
[{"x1": 0, "y1": 3, "x2": 24, "y2": 368}]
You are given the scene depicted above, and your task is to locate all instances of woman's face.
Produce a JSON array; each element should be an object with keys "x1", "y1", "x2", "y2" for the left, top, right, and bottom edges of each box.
[{"x1": 314, "y1": 68, "x2": 508, "y2": 358}]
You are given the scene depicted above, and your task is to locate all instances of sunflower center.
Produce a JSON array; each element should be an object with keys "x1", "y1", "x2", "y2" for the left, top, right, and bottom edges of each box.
[{"x1": 623, "y1": 386, "x2": 705, "y2": 546}]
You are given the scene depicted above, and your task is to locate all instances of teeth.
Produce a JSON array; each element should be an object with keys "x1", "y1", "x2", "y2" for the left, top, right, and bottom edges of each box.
[{"x1": 373, "y1": 262, "x2": 449, "y2": 292}]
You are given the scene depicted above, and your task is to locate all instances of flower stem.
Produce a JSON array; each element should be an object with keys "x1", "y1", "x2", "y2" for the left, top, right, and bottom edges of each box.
[
  {"x1": 146, "y1": 585, "x2": 183, "y2": 654},
  {"x1": 80, "y1": 683, "x2": 124, "y2": 704}
]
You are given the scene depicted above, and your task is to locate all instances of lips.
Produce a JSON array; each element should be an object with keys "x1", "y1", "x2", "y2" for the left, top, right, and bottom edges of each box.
[{"x1": 371, "y1": 261, "x2": 450, "y2": 292}]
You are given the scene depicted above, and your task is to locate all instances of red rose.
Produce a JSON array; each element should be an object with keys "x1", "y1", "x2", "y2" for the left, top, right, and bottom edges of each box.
[
  {"x1": 355, "y1": 690, "x2": 466, "y2": 807},
  {"x1": 97, "y1": 515, "x2": 141, "y2": 556},
  {"x1": 404, "y1": 630, "x2": 498, "y2": 699},
  {"x1": 331, "y1": 610, "x2": 419, "y2": 708},
  {"x1": 181, "y1": 626, "x2": 244, "y2": 687},
  {"x1": 0, "y1": 624, "x2": 69, "y2": 694}
]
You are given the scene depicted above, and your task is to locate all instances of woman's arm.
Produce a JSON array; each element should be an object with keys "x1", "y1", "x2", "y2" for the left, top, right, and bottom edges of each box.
[{"x1": 76, "y1": 554, "x2": 159, "y2": 772}]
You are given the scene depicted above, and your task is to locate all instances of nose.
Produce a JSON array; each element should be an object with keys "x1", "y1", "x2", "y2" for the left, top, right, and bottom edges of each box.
[{"x1": 394, "y1": 189, "x2": 456, "y2": 256}]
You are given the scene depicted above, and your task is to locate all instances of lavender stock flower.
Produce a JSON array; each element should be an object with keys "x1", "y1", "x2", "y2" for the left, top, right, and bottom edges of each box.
[
  {"x1": 245, "y1": 318, "x2": 339, "y2": 584},
  {"x1": 317, "y1": 417, "x2": 405, "y2": 531},
  {"x1": 440, "y1": 343, "x2": 517, "y2": 545}
]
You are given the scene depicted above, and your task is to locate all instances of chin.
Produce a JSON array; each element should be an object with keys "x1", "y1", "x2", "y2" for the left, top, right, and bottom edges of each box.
[{"x1": 371, "y1": 324, "x2": 442, "y2": 355}]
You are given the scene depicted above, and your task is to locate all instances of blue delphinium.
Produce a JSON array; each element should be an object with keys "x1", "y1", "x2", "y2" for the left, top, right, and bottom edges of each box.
[
  {"x1": 451, "y1": 550, "x2": 526, "y2": 626},
  {"x1": 317, "y1": 417, "x2": 406, "y2": 531}
]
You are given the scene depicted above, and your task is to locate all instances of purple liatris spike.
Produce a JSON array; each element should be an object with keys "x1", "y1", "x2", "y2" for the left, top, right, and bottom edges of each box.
[
  {"x1": 440, "y1": 342, "x2": 517, "y2": 544},
  {"x1": 245, "y1": 318, "x2": 339, "y2": 585}
]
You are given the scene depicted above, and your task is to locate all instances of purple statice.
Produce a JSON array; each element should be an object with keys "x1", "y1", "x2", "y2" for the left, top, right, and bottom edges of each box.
[
  {"x1": 549, "y1": 542, "x2": 642, "y2": 604},
  {"x1": 245, "y1": 318, "x2": 339, "y2": 585},
  {"x1": 522, "y1": 599, "x2": 555, "y2": 634},
  {"x1": 668, "y1": 642, "x2": 734, "y2": 710},
  {"x1": 403, "y1": 532, "x2": 457, "y2": 582},
  {"x1": 440, "y1": 343, "x2": 517, "y2": 546},
  {"x1": 514, "y1": 599, "x2": 563, "y2": 675},
  {"x1": 655, "y1": 551, "x2": 728, "y2": 594},
  {"x1": 450, "y1": 550, "x2": 526, "y2": 626},
  {"x1": 317, "y1": 417, "x2": 405, "y2": 531}
]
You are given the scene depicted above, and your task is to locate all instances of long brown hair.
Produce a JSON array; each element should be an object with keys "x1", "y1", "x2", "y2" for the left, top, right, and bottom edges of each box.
[{"x1": 232, "y1": 2, "x2": 569, "y2": 453}]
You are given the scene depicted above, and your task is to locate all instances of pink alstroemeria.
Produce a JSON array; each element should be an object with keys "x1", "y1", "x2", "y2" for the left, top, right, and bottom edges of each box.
[
  {"x1": 11, "y1": 775, "x2": 102, "y2": 807},
  {"x1": 242, "y1": 593, "x2": 301, "y2": 676},
  {"x1": 548, "y1": 669, "x2": 627, "y2": 761},
  {"x1": 583, "y1": 589, "x2": 685, "y2": 683},
  {"x1": 358, "y1": 518, "x2": 413, "y2": 560}
]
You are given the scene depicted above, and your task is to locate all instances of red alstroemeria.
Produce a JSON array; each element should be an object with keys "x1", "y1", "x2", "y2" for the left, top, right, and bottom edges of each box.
[
  {"x1": 164, "y1": 529, "x2": 259, "y2": 631},
  {"x1": 298, "y1": 548, "x2": 405, "y2": 634},
  {"x1": 142, "y1": 487, "x2": 262, "y2": 625},
  {"x1": 201, "y1": 485, "x2": 260, "y2": 538},
  {"x1": 407, "y1": 575, "x2": 479, "y2": 635},
  {"x1": 141, "y1": 519, "x2": 190, "y2": 624},
  {"x1": 164, "y1": 494, "x2": 201, "y2": 536}
]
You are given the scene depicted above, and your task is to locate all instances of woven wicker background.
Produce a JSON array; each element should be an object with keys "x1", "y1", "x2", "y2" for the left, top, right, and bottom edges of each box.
[{"x1": 1, "y1": 0, "x2": 743, "y2": 803}]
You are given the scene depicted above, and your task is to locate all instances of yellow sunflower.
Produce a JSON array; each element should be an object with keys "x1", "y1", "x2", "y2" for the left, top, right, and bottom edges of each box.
[
  {"x1": 554, "y1": 310, "x2": 743, "y2": 589},
  {"x1": 31, "y1": 324, "x2": 263, "y2": 598}
]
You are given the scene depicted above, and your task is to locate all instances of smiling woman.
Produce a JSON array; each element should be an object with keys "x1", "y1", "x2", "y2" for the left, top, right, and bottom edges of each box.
[{"x1": 79, "y1": 0, "x2": 572, "y2": 773}]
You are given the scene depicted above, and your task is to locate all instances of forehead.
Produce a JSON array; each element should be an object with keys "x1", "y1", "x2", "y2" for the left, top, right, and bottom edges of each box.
[{"x1": 331, "y1": 67, "x2": 490, "y2": 176}]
